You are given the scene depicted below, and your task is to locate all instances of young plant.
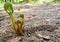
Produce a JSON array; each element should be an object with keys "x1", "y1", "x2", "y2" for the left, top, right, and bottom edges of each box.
[
  {"x1": 4, "y1": 2, "x2": 24, "y2": 35},
  {"x1": 15, "y1": 14, "x2": 24, "y2": 35}
]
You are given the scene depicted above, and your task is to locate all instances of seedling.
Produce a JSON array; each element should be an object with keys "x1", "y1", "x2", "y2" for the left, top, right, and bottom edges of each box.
[{"x1": 4, "y1": 2, "x2": 24, "y2": 35}]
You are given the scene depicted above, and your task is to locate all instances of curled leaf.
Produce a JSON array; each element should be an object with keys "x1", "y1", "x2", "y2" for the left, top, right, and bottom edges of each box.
[
  {"x1": 4, "y1": 2, "x2": 14, "y2": 15},
  {"x1": 19, "y1": 14, "x2": 24, "y2": 19}
]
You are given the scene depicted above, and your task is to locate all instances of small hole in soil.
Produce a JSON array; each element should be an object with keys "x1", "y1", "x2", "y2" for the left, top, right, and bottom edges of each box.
[{"x1": 32, "y1": 15, "x2": 36, "y2": 17}]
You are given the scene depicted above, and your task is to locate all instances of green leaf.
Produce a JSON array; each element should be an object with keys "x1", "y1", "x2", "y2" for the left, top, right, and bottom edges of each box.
[
  {"x1": 4, "y1": 2, "x2": 14, "y2": 15},
  {"x1": 19, "y1": 14, "x2": 24, "y2": 19}
]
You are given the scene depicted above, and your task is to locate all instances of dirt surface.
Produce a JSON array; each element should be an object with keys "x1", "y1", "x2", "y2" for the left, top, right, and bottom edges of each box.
[{"x1": 0, "y1": 3, "x2": 60, "y2": 42}]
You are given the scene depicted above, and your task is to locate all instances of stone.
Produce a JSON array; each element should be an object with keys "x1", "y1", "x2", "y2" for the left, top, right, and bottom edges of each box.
[
  {"x1": 36, "y1": 34, "x2": 43, "y2": 38},
  {"x1": 43, "y1": 36, "x2": 50, "y2": 41}
]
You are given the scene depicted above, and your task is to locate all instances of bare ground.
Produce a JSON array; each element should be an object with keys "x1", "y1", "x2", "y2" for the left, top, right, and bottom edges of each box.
[{"x1": 0, "y1": 3, "x2": 60, "y2": 42}]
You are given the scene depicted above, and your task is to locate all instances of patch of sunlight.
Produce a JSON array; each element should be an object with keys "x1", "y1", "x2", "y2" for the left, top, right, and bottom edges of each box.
[
  {"x1": 37, "y1": 0, "x2": 54, "y2": 4},
  {"x1": 33, "y1": 19, "x2": 40, "y2": 26}
]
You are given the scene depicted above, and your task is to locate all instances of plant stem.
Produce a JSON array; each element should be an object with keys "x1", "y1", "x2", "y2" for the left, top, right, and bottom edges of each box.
[
  {"x1": 9, "y1": 14, "x2": 17, "y2": 31},
  {"x1": 10, "y1": 14, "x2": 24, "y2": 35}
]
